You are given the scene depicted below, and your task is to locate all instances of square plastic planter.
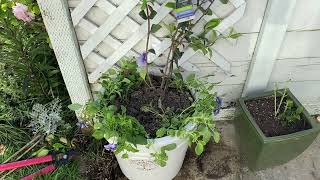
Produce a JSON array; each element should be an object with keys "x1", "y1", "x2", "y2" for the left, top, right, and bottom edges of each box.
[{"x1": 235, "y1": 89, "x2": 320, "y2": 170}]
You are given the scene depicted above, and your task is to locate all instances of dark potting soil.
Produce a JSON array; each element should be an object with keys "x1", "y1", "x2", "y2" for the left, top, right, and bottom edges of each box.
[
  {"x1": 125, "y1": 76, "x2": 193, "y2": 138},
  {"x1": 245, "y1": 96, "x2": 311, "y2": 137}
]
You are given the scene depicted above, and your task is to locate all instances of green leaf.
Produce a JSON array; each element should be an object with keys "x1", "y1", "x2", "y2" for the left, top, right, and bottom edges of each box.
[
  {"x1": 156, "y1": 128, "x2": 166, "y2": 137},
  {"x1": 53, "y1": 143, "x2": 65, "y2": 151},
  {"x1": 148, "y1": 49, "x2": 156, "y2": 54},
  {"x1": 108, "y1": 68, "x2": 117, "y2": 75},
  {"x1": 296, "y1": 106, "x2": 304, "y2": 114},
  {"x1": 122, "y1": 78, "x2": 131, "y2": 83},
  {"x1": 195, "y1": 143, "x2": 204, "y2": 155},
  {"x1": 92, "y1": 130, "x2": 104, "y2": 140},
  {"x1": 151, "y1": 24, "x2": 162, "y2": 33},
  {"x1": 35, "y1": 148, "x2": 49, "y2": 157},
  {"x1": 161, "y1": 143, "x2": 177, "y2": 151},
  {"x1": 68, "y1": 103, "x2": 82, "y2": 111},
  {"x1": 165, "y1": 2, "x2": 176, "y2": 9},
  {"x1": 1, "y1": 3, "x2": 7, "y2": 12},
  {"x1": 211, "y1": 30, "x2": 217, "y2": 42},
  {"x1": 229, "y1": 33, "x2": 242, "y2": 39},
  {"x1": 139, "y1": 10, "x2": 147, "y2": 20},
  {"x1": 205, "y1": 19, "x2": 221, "y2": 31},
  {"x1": 158, "y1": 160, "x2": 166, "y2": 167},
  {"x1": 32, "y1": 6, "x2": 41, "y2": 15},
  {"x1": 134, "y1": 135, "x2": 147, "y2": 145},
  {"x1": 141, "y1": 0, "x2": 147, "y2": 10},
  {"x1": 139, "y1": 69, "x2": 147, "y2": 80},
  {"x1": 220, "y1": 0, "x2": 229, "y2": 4},
  {"x1": 186, "y1": 74, "x2": 195, "y2": 82},
  {"x1": 122, "y1": 153, "x2": 129, "y2": 159},
  {"x1": 213, "y1": 131, "x2": 220, "y2": 143}
]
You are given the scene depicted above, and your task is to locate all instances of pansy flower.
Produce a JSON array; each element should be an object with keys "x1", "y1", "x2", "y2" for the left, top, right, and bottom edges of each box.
[
  {"x1": 104, "y1": 143, "x2": 117, "y2": 152},
  {"x1": 213, "y1": 96, "x2": 223, "y2": 116},
  {"x1": 137, "y1": 52, "x2": 147, "y2": 67}
]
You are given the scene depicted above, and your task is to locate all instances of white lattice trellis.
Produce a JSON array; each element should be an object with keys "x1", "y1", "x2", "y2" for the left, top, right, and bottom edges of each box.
[{"x1": 68, "y1": 0, "x2": 246, "y2": 85}]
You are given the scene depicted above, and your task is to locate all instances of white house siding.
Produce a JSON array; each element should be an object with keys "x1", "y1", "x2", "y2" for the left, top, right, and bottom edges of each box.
[
  {"x1": 65, "y1": 0, "x2": 319, "y2": 115},
  {"x1": 267, "y1": 0, "x2": 320, "y2": 114}
]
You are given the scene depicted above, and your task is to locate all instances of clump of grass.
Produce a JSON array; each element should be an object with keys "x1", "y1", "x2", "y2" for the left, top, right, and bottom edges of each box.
[
  {"x1": 0, "y1": 123, "x2": 30, "y2": 146},
  {"x1": 1, "y1": 143, "x2": 82, "y2": 180}
]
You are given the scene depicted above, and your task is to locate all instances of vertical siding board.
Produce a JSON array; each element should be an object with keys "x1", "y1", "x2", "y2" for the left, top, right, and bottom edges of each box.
[{"x1": 242, "y1": 0, "x2": 297, "y2": 96}]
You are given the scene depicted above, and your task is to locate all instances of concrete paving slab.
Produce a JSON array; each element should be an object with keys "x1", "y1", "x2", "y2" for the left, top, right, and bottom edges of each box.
[{"x1": 175, "y1": 121, "x2": 320, "y2": 180}]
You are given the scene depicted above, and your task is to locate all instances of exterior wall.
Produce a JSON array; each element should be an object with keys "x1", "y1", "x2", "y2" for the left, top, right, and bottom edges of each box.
[{"x1": 267, "y1": 0, "x2": 320, "y2": 114}]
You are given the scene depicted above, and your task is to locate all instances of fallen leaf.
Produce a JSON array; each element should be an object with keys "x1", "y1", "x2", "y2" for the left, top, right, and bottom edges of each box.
[{"x1": 0, "y1": 144, "x2": 6, "y2": 155}]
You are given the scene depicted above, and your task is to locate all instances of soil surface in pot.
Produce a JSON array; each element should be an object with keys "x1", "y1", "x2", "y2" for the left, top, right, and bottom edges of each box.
[
  {"x1": 245, "y1": 96, "x2": 311, "y2": 137},
  {"x1": 124, "y1": 76, "x2": 193, "y2": 138}
]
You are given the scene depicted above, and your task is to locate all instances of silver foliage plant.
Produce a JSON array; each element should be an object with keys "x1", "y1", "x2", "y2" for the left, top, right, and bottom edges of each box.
[{"x1": 29, "y1": 99, "x2": 62, "y2": 135}]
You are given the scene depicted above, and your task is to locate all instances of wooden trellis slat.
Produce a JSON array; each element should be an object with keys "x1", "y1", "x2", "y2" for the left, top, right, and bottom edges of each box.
[
  {"x1": 71, "y1": 0, "x2": 98, "y2": 25},
  {"x1": 88, "y1": 1, "x2": 172, "y2": 83},
  {"x1": 81, "y1": 0, "x2": 140, "y2": 59},
  {"x1": 178, "y1": 0, "x2": 246, "y2": 73},
  {"x1": 67, "y1": 0, "x2": 247, "y2": 83}
]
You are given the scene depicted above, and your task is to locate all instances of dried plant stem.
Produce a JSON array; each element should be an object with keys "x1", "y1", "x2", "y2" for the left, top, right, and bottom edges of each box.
[
  {"x1": 2, "y1": 134, "x2": 41, "y2": 164},
  {"x1": 275, "y1": 88, "x2": 288, "y2": 116},
  {"x1": 0, "y1": 135, "x2": 42, "y2": 179}
]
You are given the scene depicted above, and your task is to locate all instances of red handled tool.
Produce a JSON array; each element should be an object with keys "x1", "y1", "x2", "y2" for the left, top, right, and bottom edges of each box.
[{"x1": 0, "y1": 150, "x2": 75, "y2": 180}]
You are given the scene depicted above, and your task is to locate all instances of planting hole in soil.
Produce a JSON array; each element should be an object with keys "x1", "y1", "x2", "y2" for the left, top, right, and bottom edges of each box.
[
  {"x1": 125, "y1": 76, "x2": 193, "y2": 138},
  {"x1": 245, "y1": 96, "x2": 311, "y2": 137}
]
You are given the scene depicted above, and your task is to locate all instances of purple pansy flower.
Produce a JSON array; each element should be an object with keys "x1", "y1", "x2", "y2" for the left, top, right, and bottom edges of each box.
[
  {"x1": 137, "y1": 52, "x2": 147, "y2": 67},
  {"x1": 213, "y1": 96, "x2": 223, "y2": 116},
  {"x1": 104, "y1": 143, "x2": 117, "y2": 152},
  {"x1": 77, "y1": 122, "x2": 89, "y2": 129}
]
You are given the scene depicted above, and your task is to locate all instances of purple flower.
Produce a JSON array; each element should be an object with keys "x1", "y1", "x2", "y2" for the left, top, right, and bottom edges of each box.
[
  {"x1": 77, "y1": 122, "x2": 89, "y2": 129},
  {"x1": 104, "y1": 143, "x2": 117, "y2": 152},
  {"x1": 213, "y1": 96, "x2": 223, "y2": 116},
  {"x1": 137, "y1": 52, "x2": 147, "y2": 67}
]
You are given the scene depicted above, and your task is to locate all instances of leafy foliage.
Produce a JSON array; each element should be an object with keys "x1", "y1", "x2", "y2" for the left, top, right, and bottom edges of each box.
[
  {"x1": 0, "y1": 0, "x2": 74, "y2": 122},
  {"x1": 278, "y1": 100, "x2": 304, "y2": 126},
  {"x1": 138, "y1": 0, "x2": 241, "y2": 90},
  {"x1": 151, "y1": 143, "x2": 176, "y2": 167},
  {"x1": 74, "y1": 60, "x2": 148, "y2": 155},
  {"x1": 29, "y1": 99, "x2": 62, "y2": 135},
  {"x1": 274, "y1": 85, "x2": 304, "y2": 126}
]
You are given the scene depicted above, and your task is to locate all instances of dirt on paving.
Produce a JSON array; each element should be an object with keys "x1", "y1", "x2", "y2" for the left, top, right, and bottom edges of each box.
[{"x1": 175, "y1": 121, "x2": 241, "y2": 180}]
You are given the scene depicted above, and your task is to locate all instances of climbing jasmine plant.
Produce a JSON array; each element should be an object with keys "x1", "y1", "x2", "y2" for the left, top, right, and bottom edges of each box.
[{"x1": 138, "y1": 0, "x2": 239, "y2": 90}]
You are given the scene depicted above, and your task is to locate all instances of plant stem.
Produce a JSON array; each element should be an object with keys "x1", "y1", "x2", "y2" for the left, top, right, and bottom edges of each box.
[
  {"x1": 145, "y1": 5, "x2": 153, "y2": 87},
  {"x1": 2, "y1": 134, "x2": 41, "y2": 164},
  {"x1": 160, "y1": 0, "x2": 215, "y2": 92},
  {"x1": 275, "y1": 88, "x2": 287, "y2": 116}
]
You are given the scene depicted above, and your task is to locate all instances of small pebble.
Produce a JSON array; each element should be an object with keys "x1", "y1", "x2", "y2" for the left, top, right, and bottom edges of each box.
[{"x1": 317, "y1": 116, "x2": 320, "y2": 123}]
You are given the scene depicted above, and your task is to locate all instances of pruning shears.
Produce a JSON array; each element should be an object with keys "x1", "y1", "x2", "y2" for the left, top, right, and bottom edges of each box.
[{"x1": 0, "y1": 150, "x2": 75, "y2": 180}]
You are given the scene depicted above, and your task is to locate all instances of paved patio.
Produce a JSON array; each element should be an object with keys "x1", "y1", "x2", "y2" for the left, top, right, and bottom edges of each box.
[{"x1": 174, "y1": 121, "x2": 320, "y2": 180}]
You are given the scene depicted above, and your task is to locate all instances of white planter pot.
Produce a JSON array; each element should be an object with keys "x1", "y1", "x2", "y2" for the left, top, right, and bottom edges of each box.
[{"x1": 111, "y1": 135, "x2": 189, "y2": 180}]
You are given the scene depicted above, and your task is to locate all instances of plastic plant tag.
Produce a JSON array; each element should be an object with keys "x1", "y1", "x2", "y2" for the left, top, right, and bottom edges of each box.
[{"x1": 175, "y1": 0, "x2": 195, "y2": 23}]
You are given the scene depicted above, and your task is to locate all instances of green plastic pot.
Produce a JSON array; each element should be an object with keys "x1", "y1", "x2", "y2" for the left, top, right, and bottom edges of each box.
[{"x1": 235, "y1": 89, "x2": 320, "y2": 170}]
